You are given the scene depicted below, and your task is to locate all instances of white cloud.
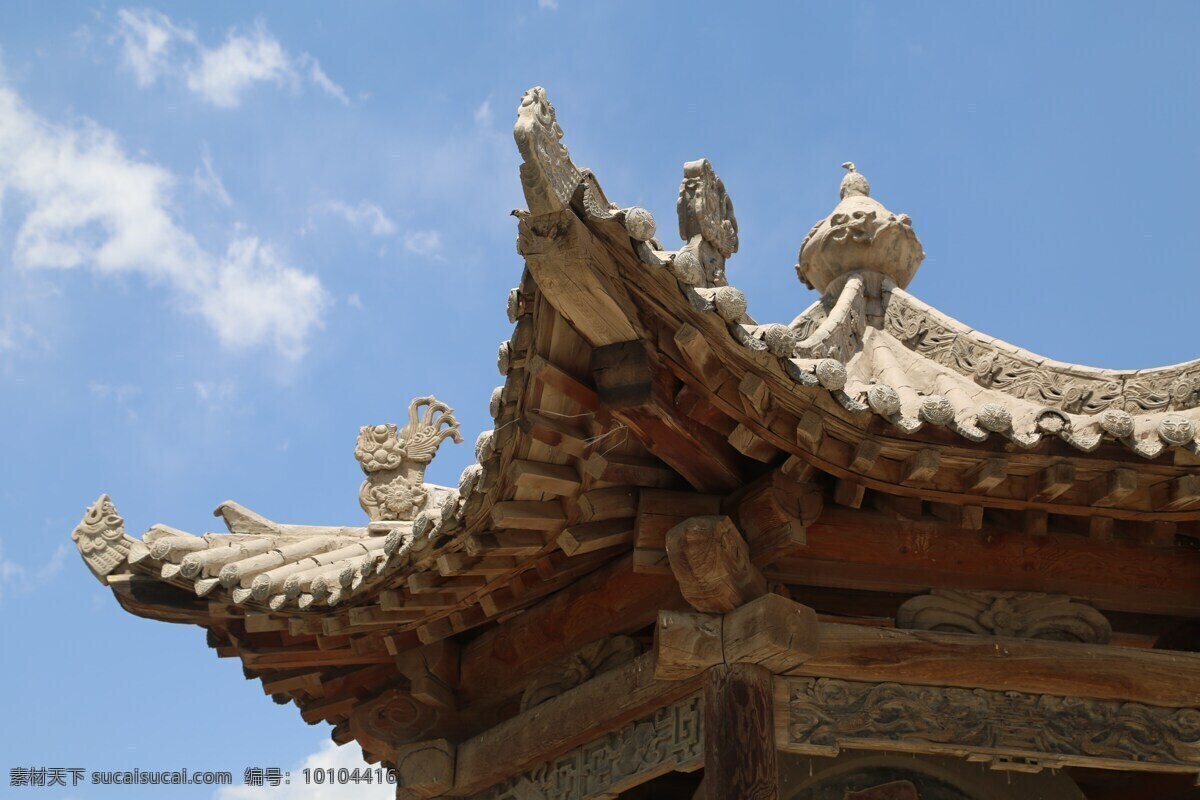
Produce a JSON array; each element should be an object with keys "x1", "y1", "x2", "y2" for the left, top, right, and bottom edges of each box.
[
  {"x1": 538, "y1": 0, "x2": 560, "y2": 9},
  {"x1": 114, "y1": 8, "x2": 347, "y2": 108},
  {"x1": 214, "y1": 739, "x2": 392, "y2": 800},
  {"x1": 0, "y1": 80, "x2": 327, "y2": 360},
  {"x1": 304, "y1": 56, "x2": 350, "y2": 106},
  {"x1": 474, "y1": 98, "x2": 492, "y2": 127},
  {"x1": 322, "y1": 201, "x2": 397, "y2": 238},
  {"x1": 0, "y1": 314, "x2": 36, "y2": 354},
  {"x1": 186, "y1": 23, "x2": 294, "y2": 108},
  {"x1": 346, "y1": 293, "x2": 363, "y2": 310},
  {"x1": 0, "y1": 541, "x2": 26, "y2": 603},
  {"x1": 199, "y1": 238, "x2": 326, "y2": 360},
  {"x1": 194, "y1": 146, "x2": 232, "y2": 207},
  {"x1": 403, "y1": 229, "x2": 442, "y2": 257},
  {"x1": 114, "y1": 8, "x2": 195, "y2": 87},
  {"x1": 0, "y1": 540, "x2": 69, "y2": 603}
]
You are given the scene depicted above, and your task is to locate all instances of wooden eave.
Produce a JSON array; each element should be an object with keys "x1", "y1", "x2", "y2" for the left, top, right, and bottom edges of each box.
[{"x1": 69, "y1": 85, "x2": 1200, "y2": 790}]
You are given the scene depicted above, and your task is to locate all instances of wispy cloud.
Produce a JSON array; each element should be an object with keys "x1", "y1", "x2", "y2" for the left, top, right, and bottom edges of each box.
[
  {"x1": 0, "y1": 540, "x2": 69, "y2": 603},
  {"x1": 214, "y1": 739, "x2": 392, "y2": 800},
  {"x1": 0, "y1": 314, "x2": 37, "y2": 355},
  {"x1": 538, "y1": 0, "x2": 560, "y2": 9},
  {"x1": 474, "y1": 97, "x2": 492, "y2": 127},
  {"x1": 114, "y1": 8, "x2": 195, "y2": 87},
  {"x1": 0, "y1": 79, "x2": 327, "y2": 360},
  {"x1": 194, "y1": 145, "x2": 232, "y2": 206},
  {"x1": 115, "y1": 8, "x2": 348, "y2": 108},
  {"x1": 403, "y1": 229, "x2": 442, "y2": 258},
  {"x1": 321, "y1": 201, "x2": 397, "y2": 238}
]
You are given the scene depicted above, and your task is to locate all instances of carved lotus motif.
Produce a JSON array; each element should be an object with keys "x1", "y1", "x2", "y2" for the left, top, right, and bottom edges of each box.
[
  {"x1": 979, "y1": 597, "x2": 1025, "y2": 637},
  {"x1": 364, "y1": 475, "x2": 429, "y2": 521}
]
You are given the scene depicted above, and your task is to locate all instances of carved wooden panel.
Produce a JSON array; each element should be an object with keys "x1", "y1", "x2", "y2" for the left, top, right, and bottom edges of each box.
[
  {"x1": 472, "y1": 694, "x2": 703, "y2": 800},
  {"x1": 779, "y1": 677, "x2": 1200, "y2": 775},
  {"x1": 895, "y1": 590, "x2": 1111, "y2": 644}
]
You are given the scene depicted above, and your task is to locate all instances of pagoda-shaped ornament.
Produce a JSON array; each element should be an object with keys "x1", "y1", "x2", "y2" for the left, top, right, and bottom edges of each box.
[{"x1": 796, "y1": 162, "x2": 925, "y2": 294}]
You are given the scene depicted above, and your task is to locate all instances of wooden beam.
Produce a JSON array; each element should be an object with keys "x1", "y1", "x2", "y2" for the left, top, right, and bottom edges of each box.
[
  {"x1": 1153, "y1": 475, "x2": 1200, "y2": 511},
  {"x1": 849, "y1": 440, "x2": 883, "y2": 473},
  {"x1": 1027, "y1": 462, "x2": 1076, "y2": 502},
  {"x1": 518, "y1": 411, "x2": 591, "y2": 459},
  {"x1": 508, "y1": 459, "x2": 581, "y2": 497},
  {"x1": 634, "y1": 490, "x2": 722, "y2": 575},
  {"x1": 590, "y1": 339, "x2": 744, "y2": 492},
  {"x1": 558, "y1": 518, "x2": 635, "y2": 556},
  {"x1": 654, "y1": 595, "x2": 819, "y2": 681},
  {"x1": 489, "y1": 500, "x2": 567, "y2": 531},
  {"x1": 519, "y1": 211, "x2": 640, "y2": 347},
  {"x1": 771, "y1": 506, "x2": 1200, "y2": 615},
  {"x1": 704, "y1": 663, "x2": 778, "y2": 800},
  {"x1": 458, "y1": 555, "x2": 684, "y2": 708},
  {"x1": 728, "y1": 423, "x2": 779, "y2": 463},
  {"x1": 900, "y1": 449, "x2": 940, "y2": 483},
  {"x1": 722, "y1": 594, "x2": 819, "y2": 673},
  {"x1": 654, "y1": 609, "x2": 724, "y2": 681},
  {"x1": 1088, "y1": 467, "x2": 1138, "y2": 508},
  {"x1": 666, "y1": 515, "x2": 767, "y2": 613},
  {"x1": 393, "y1": 740, "x2": 454, "y2": 799},
  {"x1": 833, "y1": 479, "x2": 865, "y2": 509},
  {"x1": 961, "y1": 457, "x2": 1007, "y2": 494},
  {"x1": 583, "y1": 452, "x2": 679, "y2": 489},
  {"x1": 674, "y1": 323, "x2": 728, "y2": 386},
  {"x1": 731, "y1": 470, "x2": 822, "y2": 566},
  {"x1": 451, "y1": 652, "x2": 702, "y2": 796},
  {"x1": 789, "y1": 622, "x2": 1200, "y2": 708}
]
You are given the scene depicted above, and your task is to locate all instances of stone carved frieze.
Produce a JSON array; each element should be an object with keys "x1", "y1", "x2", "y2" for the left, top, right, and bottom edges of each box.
[
  {"x1": 882, "y1": 287, "x2": 1200, "y2": 418},
  {"x1": 675, "y1": 159, "x2": 738, "y2": 288},
  {"x1": 356, "y1": 397, "x2": 462, "y2": 522},
  {"x1": 514, "y1": 87, "x2": 583, "y2": 217},
  {"x1": 473, "y1": 694, "x2": 703, "y2": 800},
  {"x1": 520, "y1": 636, "x2": 642, "y2": 712},
  {"x1": 71, "y1": 494, "x2": 133, "y2": 582},
  {"x1": 784, "y1": 678, "x2": 1200, "y2": 770},
  {"x1": 896, "y1": 590, "x2": 1111, "y2": 644}
]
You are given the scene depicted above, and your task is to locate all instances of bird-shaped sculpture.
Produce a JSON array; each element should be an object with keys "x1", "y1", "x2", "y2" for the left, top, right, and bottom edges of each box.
[{"x1": 840, "y1": 161, "x2": 870, "y2": 199}]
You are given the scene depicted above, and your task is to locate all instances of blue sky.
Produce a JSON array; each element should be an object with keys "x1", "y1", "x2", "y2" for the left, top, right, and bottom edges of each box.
[{"x1": 2, "y1": 2, "x2": 1198, "y2": 797}]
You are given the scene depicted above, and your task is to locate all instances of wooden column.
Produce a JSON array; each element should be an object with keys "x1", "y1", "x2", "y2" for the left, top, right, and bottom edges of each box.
[{"x1": 703, "y1": 662, "x2": 778, "y2": 800}]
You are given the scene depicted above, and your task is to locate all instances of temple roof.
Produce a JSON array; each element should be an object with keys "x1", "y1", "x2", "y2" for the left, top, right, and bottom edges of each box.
[{"x1": 69, "y1": 85, "x2": 1200, "y2": 768}]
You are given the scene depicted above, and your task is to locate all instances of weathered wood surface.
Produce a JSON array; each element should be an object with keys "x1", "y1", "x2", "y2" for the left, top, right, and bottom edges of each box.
[
  {"x1": 591, "y1": 338, "x2": 745, "y2": 493},
  {"x1": 458, "y1": 555, "x2": 684, "y2": 708},
  {"x1": 393, "y1": 739, "x2": 455, "y2": 799},
  {"x1": 519, "y1": 211, "x2": 640, "y2": 347},
  {"x1": 666, "y1": 515, "x2": 766, "y2": 613},
  {"x1": 777, "y1": 676, "x2": 1200, "y2": 774},
  {"x1": 654, "y1": 594, "x2": 820, "y2": 681},
  {"x1": 452, "y1": 652, "x2": 702, "y2": 796},
  {"x1": 705, "y1": 663, "x2": 778, "y2": 800},
  {"x1": 469, "y1": 694, "x2": 703, "y2": 800},
  {"x1": 790, "y1": 622, "x2": 1200, "y2": 708},
  {"x1": 768, "y1": 506, "x2": 1200, "y2": 616}
]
